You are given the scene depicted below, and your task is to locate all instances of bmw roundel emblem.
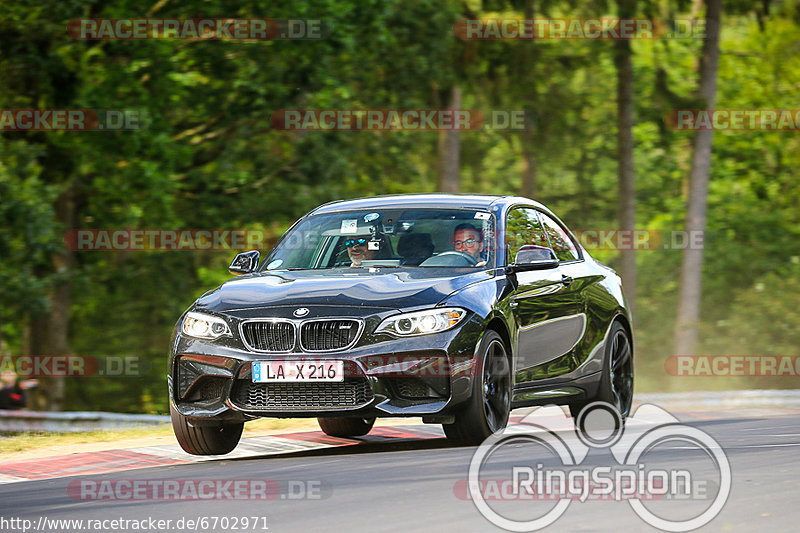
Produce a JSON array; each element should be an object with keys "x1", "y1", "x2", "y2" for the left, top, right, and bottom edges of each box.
[{"x1": 293, "y1": 308, "x2": 310, "y2": 317}]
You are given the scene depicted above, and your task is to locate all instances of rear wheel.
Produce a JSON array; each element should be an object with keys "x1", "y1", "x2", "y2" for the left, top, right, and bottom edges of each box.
[
  {"x1": 170, "y1": 403, "x2": 243, "y2": 455},
  {"x1": 317, "y1": 416, "x2": 375, "y2": 437},
  {"x1": 569, "y1": 321, "x2": 633, "y2": 422},
  {"x1": 443, "y1": 330, "x2": 511, "y2": 444}
]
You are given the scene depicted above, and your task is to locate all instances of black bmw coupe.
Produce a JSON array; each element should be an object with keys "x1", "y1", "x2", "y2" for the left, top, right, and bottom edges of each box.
[{"x1": 169, "y1": 194, "x2": 634, "y2": 454}]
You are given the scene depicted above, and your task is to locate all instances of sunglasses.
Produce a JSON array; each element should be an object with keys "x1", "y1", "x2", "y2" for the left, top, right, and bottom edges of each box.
[
  {"x1": 345, "y1": 238, "x2": 369, "y2": 247},
  {"x1": 454, "y1": 238, "x2": 479, "y2": 247}
]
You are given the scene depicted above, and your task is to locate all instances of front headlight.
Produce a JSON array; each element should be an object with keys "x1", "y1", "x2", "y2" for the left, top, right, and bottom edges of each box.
[
  {"x1": 182, "y1": 311, "x2": 232, "y2": 340},
  {"x1": 375, "y1": 308, "x2": 467, "y2": 337}
]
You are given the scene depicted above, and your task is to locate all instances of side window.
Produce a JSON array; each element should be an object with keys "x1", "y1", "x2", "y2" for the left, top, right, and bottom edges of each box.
[
  {"x1": 505, "y1": 207, "x2": 550, "y2": 263},
  {"x1": 537, "y1": 212, "x2": 580, "y2": 262}
]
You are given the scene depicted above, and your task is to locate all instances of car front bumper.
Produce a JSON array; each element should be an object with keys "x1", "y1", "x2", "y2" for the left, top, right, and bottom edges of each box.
[{"x1": 169, "y1": 315, "x2": 485, "y2": 423}]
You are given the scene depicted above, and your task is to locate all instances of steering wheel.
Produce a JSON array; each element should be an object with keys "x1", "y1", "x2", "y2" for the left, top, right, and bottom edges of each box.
[{"x1": 428, "y1": 250, "x2": 478, "y2": 266}]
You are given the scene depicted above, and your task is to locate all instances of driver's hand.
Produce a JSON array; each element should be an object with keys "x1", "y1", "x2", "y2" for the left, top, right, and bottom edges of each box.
[{"x1": 475, "y1": 260, "x2": 487, "y2": 267}]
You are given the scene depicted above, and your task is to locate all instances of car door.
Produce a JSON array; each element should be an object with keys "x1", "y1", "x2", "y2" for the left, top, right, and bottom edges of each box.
[{"x1": 505, "y1": 207, "x2": 585, "y2": 385}]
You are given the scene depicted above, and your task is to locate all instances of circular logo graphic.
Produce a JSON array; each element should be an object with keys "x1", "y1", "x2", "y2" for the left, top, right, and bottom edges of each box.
[
  {"x1": 467, "y1": 403, "x2": 731, "y2": 532},
  {"x1": 575, "y1": 401, "x2": 624, "y2": 448}
]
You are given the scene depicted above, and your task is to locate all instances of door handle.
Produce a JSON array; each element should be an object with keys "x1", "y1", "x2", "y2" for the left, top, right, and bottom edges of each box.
[{"x1": 561, "y1": 275, "x2": 573, "y2": 287}]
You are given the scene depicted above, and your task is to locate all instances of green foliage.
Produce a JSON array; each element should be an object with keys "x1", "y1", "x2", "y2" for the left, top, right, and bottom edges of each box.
[
  {"x1": 0, "y1": 0, "x2": 798, "y2": 409},
  {"x1": 0, "y1": 140, "x2": 61, "y2": 323},
  {"x1": 704, "y1": 260, "x2": 800, "y2": 358}
]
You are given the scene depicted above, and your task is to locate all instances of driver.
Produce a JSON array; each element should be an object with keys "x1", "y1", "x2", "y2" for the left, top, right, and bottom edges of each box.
[
  {"x1": 452, "y1": 223, "x2": 487, "y2": 267},
  {"x1": 346, "y1": 236, "x2": 376, "y2": 266}
]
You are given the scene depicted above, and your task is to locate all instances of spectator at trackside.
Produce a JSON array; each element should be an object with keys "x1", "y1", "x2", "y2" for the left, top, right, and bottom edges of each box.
[{"x1": 0, "y1": 371, "x2": 37, "y2": 409}]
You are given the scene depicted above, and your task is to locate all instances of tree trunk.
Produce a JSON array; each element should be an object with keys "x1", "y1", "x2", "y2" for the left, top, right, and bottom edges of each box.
[
  {"x1": 438, "y1": 85, "x2": 461, "y2": 192},
  {"x1": 29, "y1": 184, "x2": 76, "y2": 411},
  {"x1": 519, "y1": 0, "x2": 537, "y2": 199},
  {"x1": 520, "y1": 131, "x2": 537, "y2": 198},
  {"x1": 674, "y1": 0, "x2": 721, "y2": 356},
  {"x1": 616, "y1": 0, "x2": 637, "y2": 317}
]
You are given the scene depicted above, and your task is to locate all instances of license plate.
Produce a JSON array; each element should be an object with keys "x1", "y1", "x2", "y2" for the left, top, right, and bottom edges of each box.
[{"x1": 252, "y1": 360, "x2": 344, "y2": 383}]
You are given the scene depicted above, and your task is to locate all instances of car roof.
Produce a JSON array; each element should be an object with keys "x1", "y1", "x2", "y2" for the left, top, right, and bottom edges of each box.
[{"x1": 309, "y1": 194, "x2": 547, "y2": 215}]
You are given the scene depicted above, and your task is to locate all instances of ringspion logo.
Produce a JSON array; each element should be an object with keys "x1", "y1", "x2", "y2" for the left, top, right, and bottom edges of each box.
[{"x1": 465, "y1": 403, "x2": 730, "y2": 531}]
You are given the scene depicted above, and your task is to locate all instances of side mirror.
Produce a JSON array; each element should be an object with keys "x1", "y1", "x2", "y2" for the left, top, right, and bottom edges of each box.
[
  {"x1": 229, "y1": 250, "x2": 260, "y2": 275},
  {"x1": 508, "y1": 245, "x2": 559, "y2": 272}
]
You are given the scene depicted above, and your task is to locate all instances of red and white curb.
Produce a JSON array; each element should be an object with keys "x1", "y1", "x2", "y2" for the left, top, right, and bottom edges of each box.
[
  {"x1": 0, "y1": 406, "x2": 794, "y2": 485},
  {"x1": 0, "y1": 425, "x2": 445, "y2": 484}
]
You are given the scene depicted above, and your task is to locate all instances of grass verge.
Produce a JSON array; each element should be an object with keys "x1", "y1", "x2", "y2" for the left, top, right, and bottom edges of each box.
[{"x1": 0, "y1": 417, "x2": 323, "y2": 457}]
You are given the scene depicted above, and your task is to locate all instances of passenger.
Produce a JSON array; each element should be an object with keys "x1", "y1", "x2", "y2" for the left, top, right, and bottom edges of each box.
[{"x1": 345, "y1": 236, "x2": 376, "y2": 266}]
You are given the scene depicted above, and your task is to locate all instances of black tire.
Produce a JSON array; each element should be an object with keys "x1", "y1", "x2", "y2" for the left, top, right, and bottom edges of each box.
[
  {"x1": 317, "y1": 416, "x2": 375, "y2": 437},
  {"x1": 569, "y1": 321, "x2": 633, "y2": 422},
  {"x1": 170, "y1": 403, "x2": 243, "y2": 455},
  {"x1": 443, "y1": 330, "x2": 511, "y2": 445}
]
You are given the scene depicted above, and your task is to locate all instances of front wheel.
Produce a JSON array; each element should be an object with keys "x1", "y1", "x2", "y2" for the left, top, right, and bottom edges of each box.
[
  {"x1": 443, "y1": 330, "x2": 511, "y2": 444},
  {"x1": 170, "y1": 403, "x2": 243, "y2": 455},
  {"x1": 317, "y1": 416, "x2": 375, "y2": 437}
]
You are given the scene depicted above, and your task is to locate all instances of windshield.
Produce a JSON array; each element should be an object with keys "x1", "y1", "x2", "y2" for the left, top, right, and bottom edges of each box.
[{"x1": 262, "y1": 208, "x2": 496, "y2": 270}]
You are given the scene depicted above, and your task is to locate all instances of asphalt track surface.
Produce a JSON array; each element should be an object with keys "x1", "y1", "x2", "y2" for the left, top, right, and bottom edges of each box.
[{"x1": 1, "y1": 410, "x2": 799, "y2": 532}]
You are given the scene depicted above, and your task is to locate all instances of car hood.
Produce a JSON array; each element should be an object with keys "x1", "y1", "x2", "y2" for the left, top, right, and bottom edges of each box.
[{"x1": 194, "y1": 268, "x2": 494, "y2": 314}]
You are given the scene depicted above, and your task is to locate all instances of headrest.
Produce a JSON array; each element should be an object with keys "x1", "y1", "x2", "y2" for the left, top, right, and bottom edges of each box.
[{"x1": 397, "y1": 233, "x2": 434, "y2": 256}]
